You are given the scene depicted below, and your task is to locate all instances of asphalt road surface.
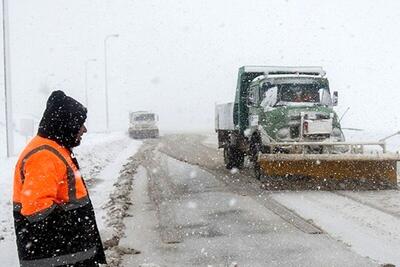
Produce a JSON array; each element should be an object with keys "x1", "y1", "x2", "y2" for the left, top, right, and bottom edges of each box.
[{"x1": 119, "y1": 134, "x2": 387, "y2": 267}]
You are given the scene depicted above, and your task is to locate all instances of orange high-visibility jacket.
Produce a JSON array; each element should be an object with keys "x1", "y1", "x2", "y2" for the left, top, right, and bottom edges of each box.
[{"x1": 13, "y1": 135, "x2": 89, "y2": 222}]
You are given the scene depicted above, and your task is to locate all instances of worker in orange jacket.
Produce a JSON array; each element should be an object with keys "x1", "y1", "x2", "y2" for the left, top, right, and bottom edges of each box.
[{"x1": 13, "y1": 90, "x2": 106, "y2": 266}]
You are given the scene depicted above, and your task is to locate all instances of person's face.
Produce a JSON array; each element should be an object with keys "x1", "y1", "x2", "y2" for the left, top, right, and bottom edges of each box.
[{"x1": 76, "y1": 124, "x2": 87, "y2": 143}]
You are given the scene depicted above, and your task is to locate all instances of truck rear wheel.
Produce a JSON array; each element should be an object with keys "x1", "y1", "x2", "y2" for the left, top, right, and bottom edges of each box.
[
  {"x1": 235, "y1": 150, "x2": 245, "y2": 169},
  {"x1": 224, "y1": 146, "x2": 244, "y2": 170},
  {"x1": 224, "y1": 146, "x2": 234, "y2": 169}
]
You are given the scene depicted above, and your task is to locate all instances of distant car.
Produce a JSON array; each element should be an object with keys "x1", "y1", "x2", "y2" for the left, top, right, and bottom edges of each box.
[{"x1": 128, "y1": 111, "x2": 159, "y2": 139}]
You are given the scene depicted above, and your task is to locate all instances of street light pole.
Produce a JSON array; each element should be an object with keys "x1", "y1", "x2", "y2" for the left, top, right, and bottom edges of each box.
[
  {"x1": 2, "y1": 0, "x2": 13, "y2": 157},
  {"x1": 84, "y1": 58, "x2": 96, "y2": 107},
  {"x1": 104, "y1": 34, "x2": 118, "y2": 132}
]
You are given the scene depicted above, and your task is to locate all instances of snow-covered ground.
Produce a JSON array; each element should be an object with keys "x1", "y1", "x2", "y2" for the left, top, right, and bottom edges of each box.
[
  {"x1": 0, "y1": 131, "x2": 142, "y2": 266},
  {"x1": 272, "y1": 191, "x2": 400, "y2": 265},
  {"x1": 0, "y1": 156, "x2": 18, "y2": 266},
  {"x1": 202, "y1": 132, "x2": 218, "y2": 149}
]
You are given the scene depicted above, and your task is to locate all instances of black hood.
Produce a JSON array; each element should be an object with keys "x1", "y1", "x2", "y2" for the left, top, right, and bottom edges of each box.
[{"x1": 38, "y1": 90, "x2": 87, "y2": 148}]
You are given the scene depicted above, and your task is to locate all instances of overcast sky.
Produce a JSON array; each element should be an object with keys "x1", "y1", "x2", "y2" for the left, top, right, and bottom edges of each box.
[{"x1": 1, "y1": 0, "x2": 400, "y2": 155}]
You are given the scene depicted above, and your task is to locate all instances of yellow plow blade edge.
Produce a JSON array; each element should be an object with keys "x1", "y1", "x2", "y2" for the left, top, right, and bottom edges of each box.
[{"x1": 258, "y1": 154, "x2": 400, "y2": 190}]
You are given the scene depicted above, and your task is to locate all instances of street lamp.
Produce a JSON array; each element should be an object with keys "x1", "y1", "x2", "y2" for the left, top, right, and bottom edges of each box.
[
  {"x1": 104, "y1": 34, "x2": 119, "y2": 132},
  {"x1": 84, "y1": 58, "x2": 96, "y2": 107},
  {"x1": 2, "y1": 0, "x2": 13, "y2": 157}
]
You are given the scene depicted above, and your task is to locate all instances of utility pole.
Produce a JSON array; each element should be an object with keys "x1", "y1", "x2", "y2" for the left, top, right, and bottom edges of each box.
[{"x1": 2, "y1": 0, "x2": 12, "y2": 157}]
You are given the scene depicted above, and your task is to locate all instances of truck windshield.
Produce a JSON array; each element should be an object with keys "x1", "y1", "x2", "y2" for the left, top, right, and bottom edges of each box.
[
  {"x1": 134, "y1": 114, "x2": 155, "y2": 121},
  {"x1": 279, "y1": 84, "x2": 319, "y2": 102},
  {"x1": 277, "y1": 84, "x2": 331, "y2": 106}
]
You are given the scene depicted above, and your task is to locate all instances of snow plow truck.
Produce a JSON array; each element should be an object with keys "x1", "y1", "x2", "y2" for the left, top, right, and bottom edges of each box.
[{"x1": 215, "y1": 66, "x2": 400, "y2": 189}]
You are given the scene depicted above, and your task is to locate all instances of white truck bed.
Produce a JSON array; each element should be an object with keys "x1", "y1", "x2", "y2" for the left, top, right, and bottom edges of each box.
[{"x1": 215, "y1": 103, "x2": 235, "y2": 131}]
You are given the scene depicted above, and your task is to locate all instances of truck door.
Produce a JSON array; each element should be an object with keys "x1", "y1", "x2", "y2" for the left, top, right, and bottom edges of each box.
[
  {"x1": 235, "y1": 70, "x2": 264, "y2": 133},
  {"x1": 248, "y1": 84, "x2": 260, "y2": 129}
]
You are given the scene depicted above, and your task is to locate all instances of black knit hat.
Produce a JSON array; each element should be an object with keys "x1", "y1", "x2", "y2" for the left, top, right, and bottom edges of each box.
[{"x1": 38, "y1": 90, "x2": 87, "y2": 148}]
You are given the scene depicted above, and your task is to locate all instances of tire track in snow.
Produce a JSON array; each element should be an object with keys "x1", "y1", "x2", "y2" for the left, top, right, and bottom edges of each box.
[
  {"x1": 272, "y1": 191, "x2": 400, "y2": 265},
  {"x1": 333, "y1": 191, "x2": 400, "y2": 219}
]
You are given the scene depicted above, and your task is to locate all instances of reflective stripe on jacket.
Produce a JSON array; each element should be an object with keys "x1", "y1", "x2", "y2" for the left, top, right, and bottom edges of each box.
[
  {"x1": 13, "y1": 135, "x2": 106, "y2": 266},
  {"x1": 13, "y1": 135, "x2": 89, "y2": 222}
]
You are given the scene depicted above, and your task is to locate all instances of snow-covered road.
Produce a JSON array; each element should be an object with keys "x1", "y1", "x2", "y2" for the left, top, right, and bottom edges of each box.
[
  {"x1": 115, "y1": 134, "x2": 400, "y2": 266},
  {"x1": 153, "y1": 133, "x2": 400, "y2": 266}
]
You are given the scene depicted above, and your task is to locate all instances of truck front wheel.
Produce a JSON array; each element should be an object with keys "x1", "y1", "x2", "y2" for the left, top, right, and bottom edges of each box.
[
  {"x1": 250, "y1": 134, "x2": 263, "y2": 180},
  {"x1": 249, "y1": 134, "x2": 262, "y2": 163}
]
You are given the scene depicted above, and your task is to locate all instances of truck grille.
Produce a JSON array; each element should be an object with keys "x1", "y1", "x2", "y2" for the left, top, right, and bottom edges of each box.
[
  {"x1": 306, "y1": 134, "x2": 331, "y2": 141},
  {"x1": 315, "y1": 113, "x2": 330, "y2": 119},
  {"x1": 290, "y1": 126, "x2": 330, "y2": 140},
  {"x1": 290, "y1": 126, "x2": 300, "y2": 138}
]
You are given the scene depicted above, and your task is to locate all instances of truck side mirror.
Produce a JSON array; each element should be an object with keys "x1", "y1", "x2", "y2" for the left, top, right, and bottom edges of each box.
[
  {"x1": 332, "y1": 91, "x2": 338, "y2": 106},
  {"x1": 247, "y1": 94, "x2": 256, "y2": 106}
]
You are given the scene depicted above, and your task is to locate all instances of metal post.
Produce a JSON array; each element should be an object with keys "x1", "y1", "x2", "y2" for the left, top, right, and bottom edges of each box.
[
  {"x1": 103, "y1": 34, "x2": 118, "y2": 132},
  {"x1": 2, "y1": 0, "x2": 12, "y2": 157}
]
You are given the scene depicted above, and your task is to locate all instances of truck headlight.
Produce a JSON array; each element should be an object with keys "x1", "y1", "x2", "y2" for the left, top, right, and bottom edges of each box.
[
  {"x1": 332, "y1": 128, "x2": 342, "y2": 137},
  {"x1": 277, "y1": 128, "x2": 290, "y2": 139},
  {"x1": 332, "y1": 128, "x2": 345, "y2": 141}
]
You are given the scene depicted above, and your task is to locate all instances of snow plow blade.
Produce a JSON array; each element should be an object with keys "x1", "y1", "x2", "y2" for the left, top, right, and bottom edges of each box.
[{"x1": 258, "y1": 154, "x2": 400, "y2": 190}]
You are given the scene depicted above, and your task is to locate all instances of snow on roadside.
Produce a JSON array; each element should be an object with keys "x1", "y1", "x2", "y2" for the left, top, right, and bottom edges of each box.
[
  {"x1": 98, "y1": 142, "x2": 149, "y2": 266},
  {"x1": 75, "y1": 132, "x2": 139, "y2": 183},
  {"x1": 202, "y1": 132, "x2": 218, "y2": 149},
  {"x1": 272, "y1": 191, "x2": 400, "y2": 266},
  {"x1": 74, "y1": 132, "x2": 142, "y2": 239},
  {"x1": 0, "y1": 156, "x2": 18, "y2": 267},
  {"x1": 0, "y1": 131, "x2": 142, "y2": 266}
]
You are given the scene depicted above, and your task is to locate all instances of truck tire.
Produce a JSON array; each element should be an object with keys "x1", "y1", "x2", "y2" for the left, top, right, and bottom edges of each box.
[
  {"x1": 224, "y1": 146, "x2": 234, "y2": 169},
  {"x1": 250, "y1": 134, "x2": 262, "y2": 180},
  {"x1": 224, "y1": 146, "x2": 244, "y2": 170},
  {"x1": 234, "y1": 149, "x2": 245, "y2": 169},
  {"x1": 249, "y1": 134, "x2": 261, "y2": 163},
  {"x1": 254, "y1": 161, "x2": 262, "y2": 180}
]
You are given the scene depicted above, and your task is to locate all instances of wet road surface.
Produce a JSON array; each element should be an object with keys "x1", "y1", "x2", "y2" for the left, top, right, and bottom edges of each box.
[{"x1": 119, "y1": 134, "x2": 378, "y2": 266}]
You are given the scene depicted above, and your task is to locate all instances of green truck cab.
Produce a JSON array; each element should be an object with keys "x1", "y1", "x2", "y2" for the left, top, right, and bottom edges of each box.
[{"x1": 216, "y1": 66, "x2": 344, "y2": 169}]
